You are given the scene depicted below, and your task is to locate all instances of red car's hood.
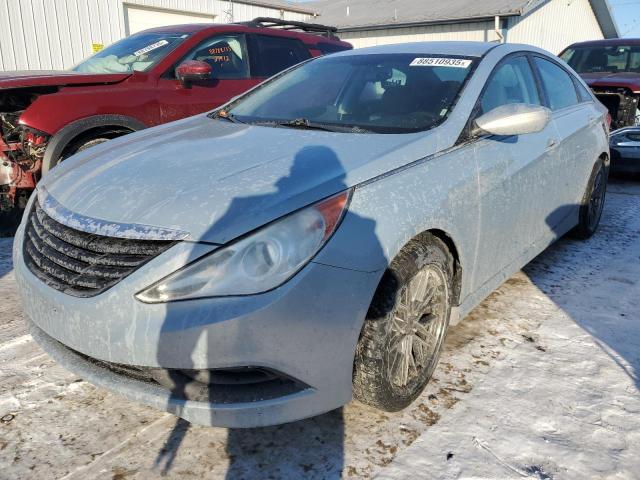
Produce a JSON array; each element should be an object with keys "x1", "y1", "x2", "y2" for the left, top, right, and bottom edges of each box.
[
  {"x1": 0, "y1": 70, "x2": 132, "y2": 89},
  {"x1": 580, "y1": 72, "x2": 640, "y2": 91}
]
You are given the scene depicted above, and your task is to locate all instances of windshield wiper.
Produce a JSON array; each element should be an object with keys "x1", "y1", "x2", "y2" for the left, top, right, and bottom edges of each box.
[
  {"x1": 276, "y1": 118, "x2": 371, "y2": 133},
  {"x1": 276, "y1": 118, "x2": 338, "y2": 132}
]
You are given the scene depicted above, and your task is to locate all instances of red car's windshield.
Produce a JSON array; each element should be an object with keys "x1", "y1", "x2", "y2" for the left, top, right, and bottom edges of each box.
[
  {"x1": 561, "y1": 45, "x2": 640, "y2": 74},
  {"x1": 73, "y1": 32, "x2": 190, "y2": 74}
]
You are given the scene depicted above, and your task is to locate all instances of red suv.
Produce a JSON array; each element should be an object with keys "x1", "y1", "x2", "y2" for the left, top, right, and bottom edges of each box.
[
  {"x1": 560, "y1": 39, "x2": 640, "y2": 130},
  {"x1": 0, "y1": 18, "x2": 351, "y2": 233}
]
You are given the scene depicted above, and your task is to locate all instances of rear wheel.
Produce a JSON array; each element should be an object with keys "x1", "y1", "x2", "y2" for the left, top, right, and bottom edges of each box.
[
  {"x1": 353, "y1": 234, "x2": 453, "y2": 411},
  {"x1": 572, "y1": 157, "x2": 607, "y2": 240}
]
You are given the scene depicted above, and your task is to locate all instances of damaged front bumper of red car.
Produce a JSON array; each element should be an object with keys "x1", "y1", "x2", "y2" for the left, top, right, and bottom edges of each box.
[{"x1": 0, "y1": 114, "x2": 49, "y2": 231}]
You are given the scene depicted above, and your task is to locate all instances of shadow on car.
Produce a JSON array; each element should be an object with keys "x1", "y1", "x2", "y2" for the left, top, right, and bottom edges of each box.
[{"x1": 153, "y1": 145, "x2": 388, "y2": 477}]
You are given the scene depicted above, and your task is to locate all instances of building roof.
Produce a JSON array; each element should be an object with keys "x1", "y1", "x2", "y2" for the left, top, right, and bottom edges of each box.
[{"x1": 308, "y1": 0, "x2": 618, "y2": 37}]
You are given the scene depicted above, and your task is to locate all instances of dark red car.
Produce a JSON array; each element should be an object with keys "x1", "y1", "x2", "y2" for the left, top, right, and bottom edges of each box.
[
  {"x1": 0, "y1": 18, "x2": 351, "y2": 233},
  {"x1": 560, "y1": 39, "x2": 640, "y2": 130}
]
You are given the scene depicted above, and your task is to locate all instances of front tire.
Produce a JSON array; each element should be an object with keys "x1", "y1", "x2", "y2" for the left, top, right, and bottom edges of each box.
[
  {"x1": 353, "y1": 234, "x2": 453, "y2": 412},
  {"x1": 572, "y1": 157, "x2": 607, "y2": 240},
  {"x1": 42, "y1": 136, "x2": 111, "y2": 175}
]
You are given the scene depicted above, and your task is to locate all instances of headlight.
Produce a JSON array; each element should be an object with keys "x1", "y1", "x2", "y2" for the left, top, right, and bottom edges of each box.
[{"x1": 136, "y1": 190, "x2": 351, "y2": 303}]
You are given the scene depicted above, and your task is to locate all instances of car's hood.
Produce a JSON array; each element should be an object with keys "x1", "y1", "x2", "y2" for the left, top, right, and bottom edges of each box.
[
  {"x1": 581, "y1": 72, "x2": 640, "y2": 91},
  {"x1": 0, "y1": 70, "x2": 132, "y2": 89},
  {"x1": 41, "y1": 115, "x2": 447, "y2": 244}
]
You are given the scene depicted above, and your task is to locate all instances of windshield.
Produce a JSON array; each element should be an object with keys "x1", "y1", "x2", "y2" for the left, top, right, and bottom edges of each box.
[
  {"x1": 225, "y1": 53, "x2": 476, "y2": 134},
  {"x1": 73, "y1": 32, "x2": 189, "y2": 74},
  {"x1": 561, "y1": 45, "x2": 640, "y2": 74}
]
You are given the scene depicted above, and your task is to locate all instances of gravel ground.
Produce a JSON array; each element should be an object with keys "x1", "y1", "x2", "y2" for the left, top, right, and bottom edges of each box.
[{"x1": 0, "y1": 179, "x2": 638, "y2": 480}]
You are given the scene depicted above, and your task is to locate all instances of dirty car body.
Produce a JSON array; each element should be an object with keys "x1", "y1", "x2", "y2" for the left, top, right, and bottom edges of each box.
[
  {"x1": 14, "y1": 42, "x2": 609, "y2": 427},
  {"x1": 0, "y1": 20, "x2": 351, "y2": 233}
]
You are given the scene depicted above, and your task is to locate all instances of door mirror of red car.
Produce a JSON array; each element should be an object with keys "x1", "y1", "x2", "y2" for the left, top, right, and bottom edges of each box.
[{"x1": 176, "y1": 60, "x2": 212, "y2": 88}]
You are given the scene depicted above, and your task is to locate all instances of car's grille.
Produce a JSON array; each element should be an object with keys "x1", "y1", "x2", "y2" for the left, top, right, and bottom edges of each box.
[{"x1": 23, "y1": 200, "x2": 176, "y2": 297}]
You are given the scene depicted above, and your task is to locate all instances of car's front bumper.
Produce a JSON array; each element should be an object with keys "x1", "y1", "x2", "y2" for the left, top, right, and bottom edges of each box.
[{"x1": 13, "y1": 221, "x2": 382, "y2": 428}]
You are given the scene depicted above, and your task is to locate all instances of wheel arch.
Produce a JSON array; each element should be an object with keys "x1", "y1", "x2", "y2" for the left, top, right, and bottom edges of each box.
[
  {"x1": 422, "y1": 229, "x2": 463, "y2": 306},
  {"x1": 373, "y1": 228, "x2": 464, "y2": 309},
  {"x1": 42, "y1": 114, "x2": 147, "y2": 175}
]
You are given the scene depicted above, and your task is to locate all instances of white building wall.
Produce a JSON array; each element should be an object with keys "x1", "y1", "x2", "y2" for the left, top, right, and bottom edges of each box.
[
  {"x1": 506, "y1": 0, "x2": 604, "y2": 54},
  {"x1": 339, "y1": 20, "x2": 500, "y2": 49},
  {"x1": 336, "y1": 0, "x2": 605, "y2": 54},
  {"x1": 0, "y1": 0, "x2": 313, "y2": 71}
]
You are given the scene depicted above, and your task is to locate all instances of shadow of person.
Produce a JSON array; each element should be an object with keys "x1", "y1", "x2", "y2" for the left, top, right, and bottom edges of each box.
[
  {"x1": 154, "y1": 145, "x2": 386, "y2": 477},
  {"x1": 154, "y1": 417, "x2": 190, "y2": 474}
]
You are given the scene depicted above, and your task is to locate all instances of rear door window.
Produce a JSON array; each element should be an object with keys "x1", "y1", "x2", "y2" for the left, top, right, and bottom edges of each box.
[
  {"x1": 533, "y1": 57, "x2": 579, "y2": 111},
  {"x1": 479, "y1": 56, "x2": 541, "y2": 114},
  {"x1": 251, "y1": 35, "x2": 311, "y2": 78},
  {"x1": 574, "y1": 79, "x2": 593, "y2": 103}
]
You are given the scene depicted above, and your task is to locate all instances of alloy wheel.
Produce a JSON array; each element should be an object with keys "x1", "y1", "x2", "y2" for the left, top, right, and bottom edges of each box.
[{"x1": 386, "y1": 266, "x2": 448, "y2": 388}]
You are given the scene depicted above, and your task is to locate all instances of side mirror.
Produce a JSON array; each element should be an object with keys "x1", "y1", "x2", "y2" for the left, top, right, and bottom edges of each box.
[
  {"x1": 176, "y1": 60, "x2": 212, "y2": 88},
  {"x1": 472, "y1": 104, "x2": 552, "y2": 137}
]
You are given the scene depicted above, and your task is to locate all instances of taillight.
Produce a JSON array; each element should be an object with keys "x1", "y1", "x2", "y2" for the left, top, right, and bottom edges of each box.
[{"x1": 605, "y1": 113, "x2": 612, "y2": 134}]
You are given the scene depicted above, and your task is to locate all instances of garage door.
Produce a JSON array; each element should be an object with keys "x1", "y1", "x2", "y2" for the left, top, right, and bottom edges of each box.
[{"x1": 124, "y1": 5, "x2": 216, "y2": 35}]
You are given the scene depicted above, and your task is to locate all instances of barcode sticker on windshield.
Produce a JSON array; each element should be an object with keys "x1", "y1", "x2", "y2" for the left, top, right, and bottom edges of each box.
[
  {"x1": 134, "y1": 40, "x2": 169, "y2": 56},
  {"x1": 410, "y1": 57, "x2": 472, "y2": 68}
]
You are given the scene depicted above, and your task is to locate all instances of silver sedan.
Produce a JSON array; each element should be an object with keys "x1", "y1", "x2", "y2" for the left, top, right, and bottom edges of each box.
[{"x1": 15, "y1": 41, "x2": 609, "y2": 427}]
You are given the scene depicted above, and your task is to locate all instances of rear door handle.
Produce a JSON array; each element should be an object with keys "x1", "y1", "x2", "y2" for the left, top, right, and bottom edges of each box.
[{"x1": 547, "y1": 138, "x2": 557, "y2": 149}]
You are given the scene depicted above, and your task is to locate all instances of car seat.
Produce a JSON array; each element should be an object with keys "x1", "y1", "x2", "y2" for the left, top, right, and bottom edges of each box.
[{"x1": 585, "y1": 51, "x2": 612, "y2": 72}]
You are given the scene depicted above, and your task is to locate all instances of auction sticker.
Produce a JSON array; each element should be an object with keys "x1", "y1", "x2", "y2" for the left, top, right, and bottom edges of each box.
[
  {"x1": 134, "y1": 40, "x2": 169, "y2": 56},
  {"x1": 410, "y1": 57, "x2": 472, "y2": 68}
]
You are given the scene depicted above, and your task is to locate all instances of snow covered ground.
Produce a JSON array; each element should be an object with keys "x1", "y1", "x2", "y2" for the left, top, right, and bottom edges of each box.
[{"x1": 1, "y1": 179, "x2": 638, "y2": 480}]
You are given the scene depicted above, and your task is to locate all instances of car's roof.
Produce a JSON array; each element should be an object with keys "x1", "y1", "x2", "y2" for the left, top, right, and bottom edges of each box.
[
  {"x1": 332, "y1": 41, "x2": 501, "y2": 58},
  {"x1": 565, "y1": 38, "x2": 640, "y2": 48},
  {"x1": 137, "y1": 22, "x2": 347, "y2": 44}
]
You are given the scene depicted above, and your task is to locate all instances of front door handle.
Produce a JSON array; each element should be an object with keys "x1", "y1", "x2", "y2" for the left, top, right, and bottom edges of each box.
[{"x1": 547, "y1": 138, "x2": 557, "y2": 149}]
